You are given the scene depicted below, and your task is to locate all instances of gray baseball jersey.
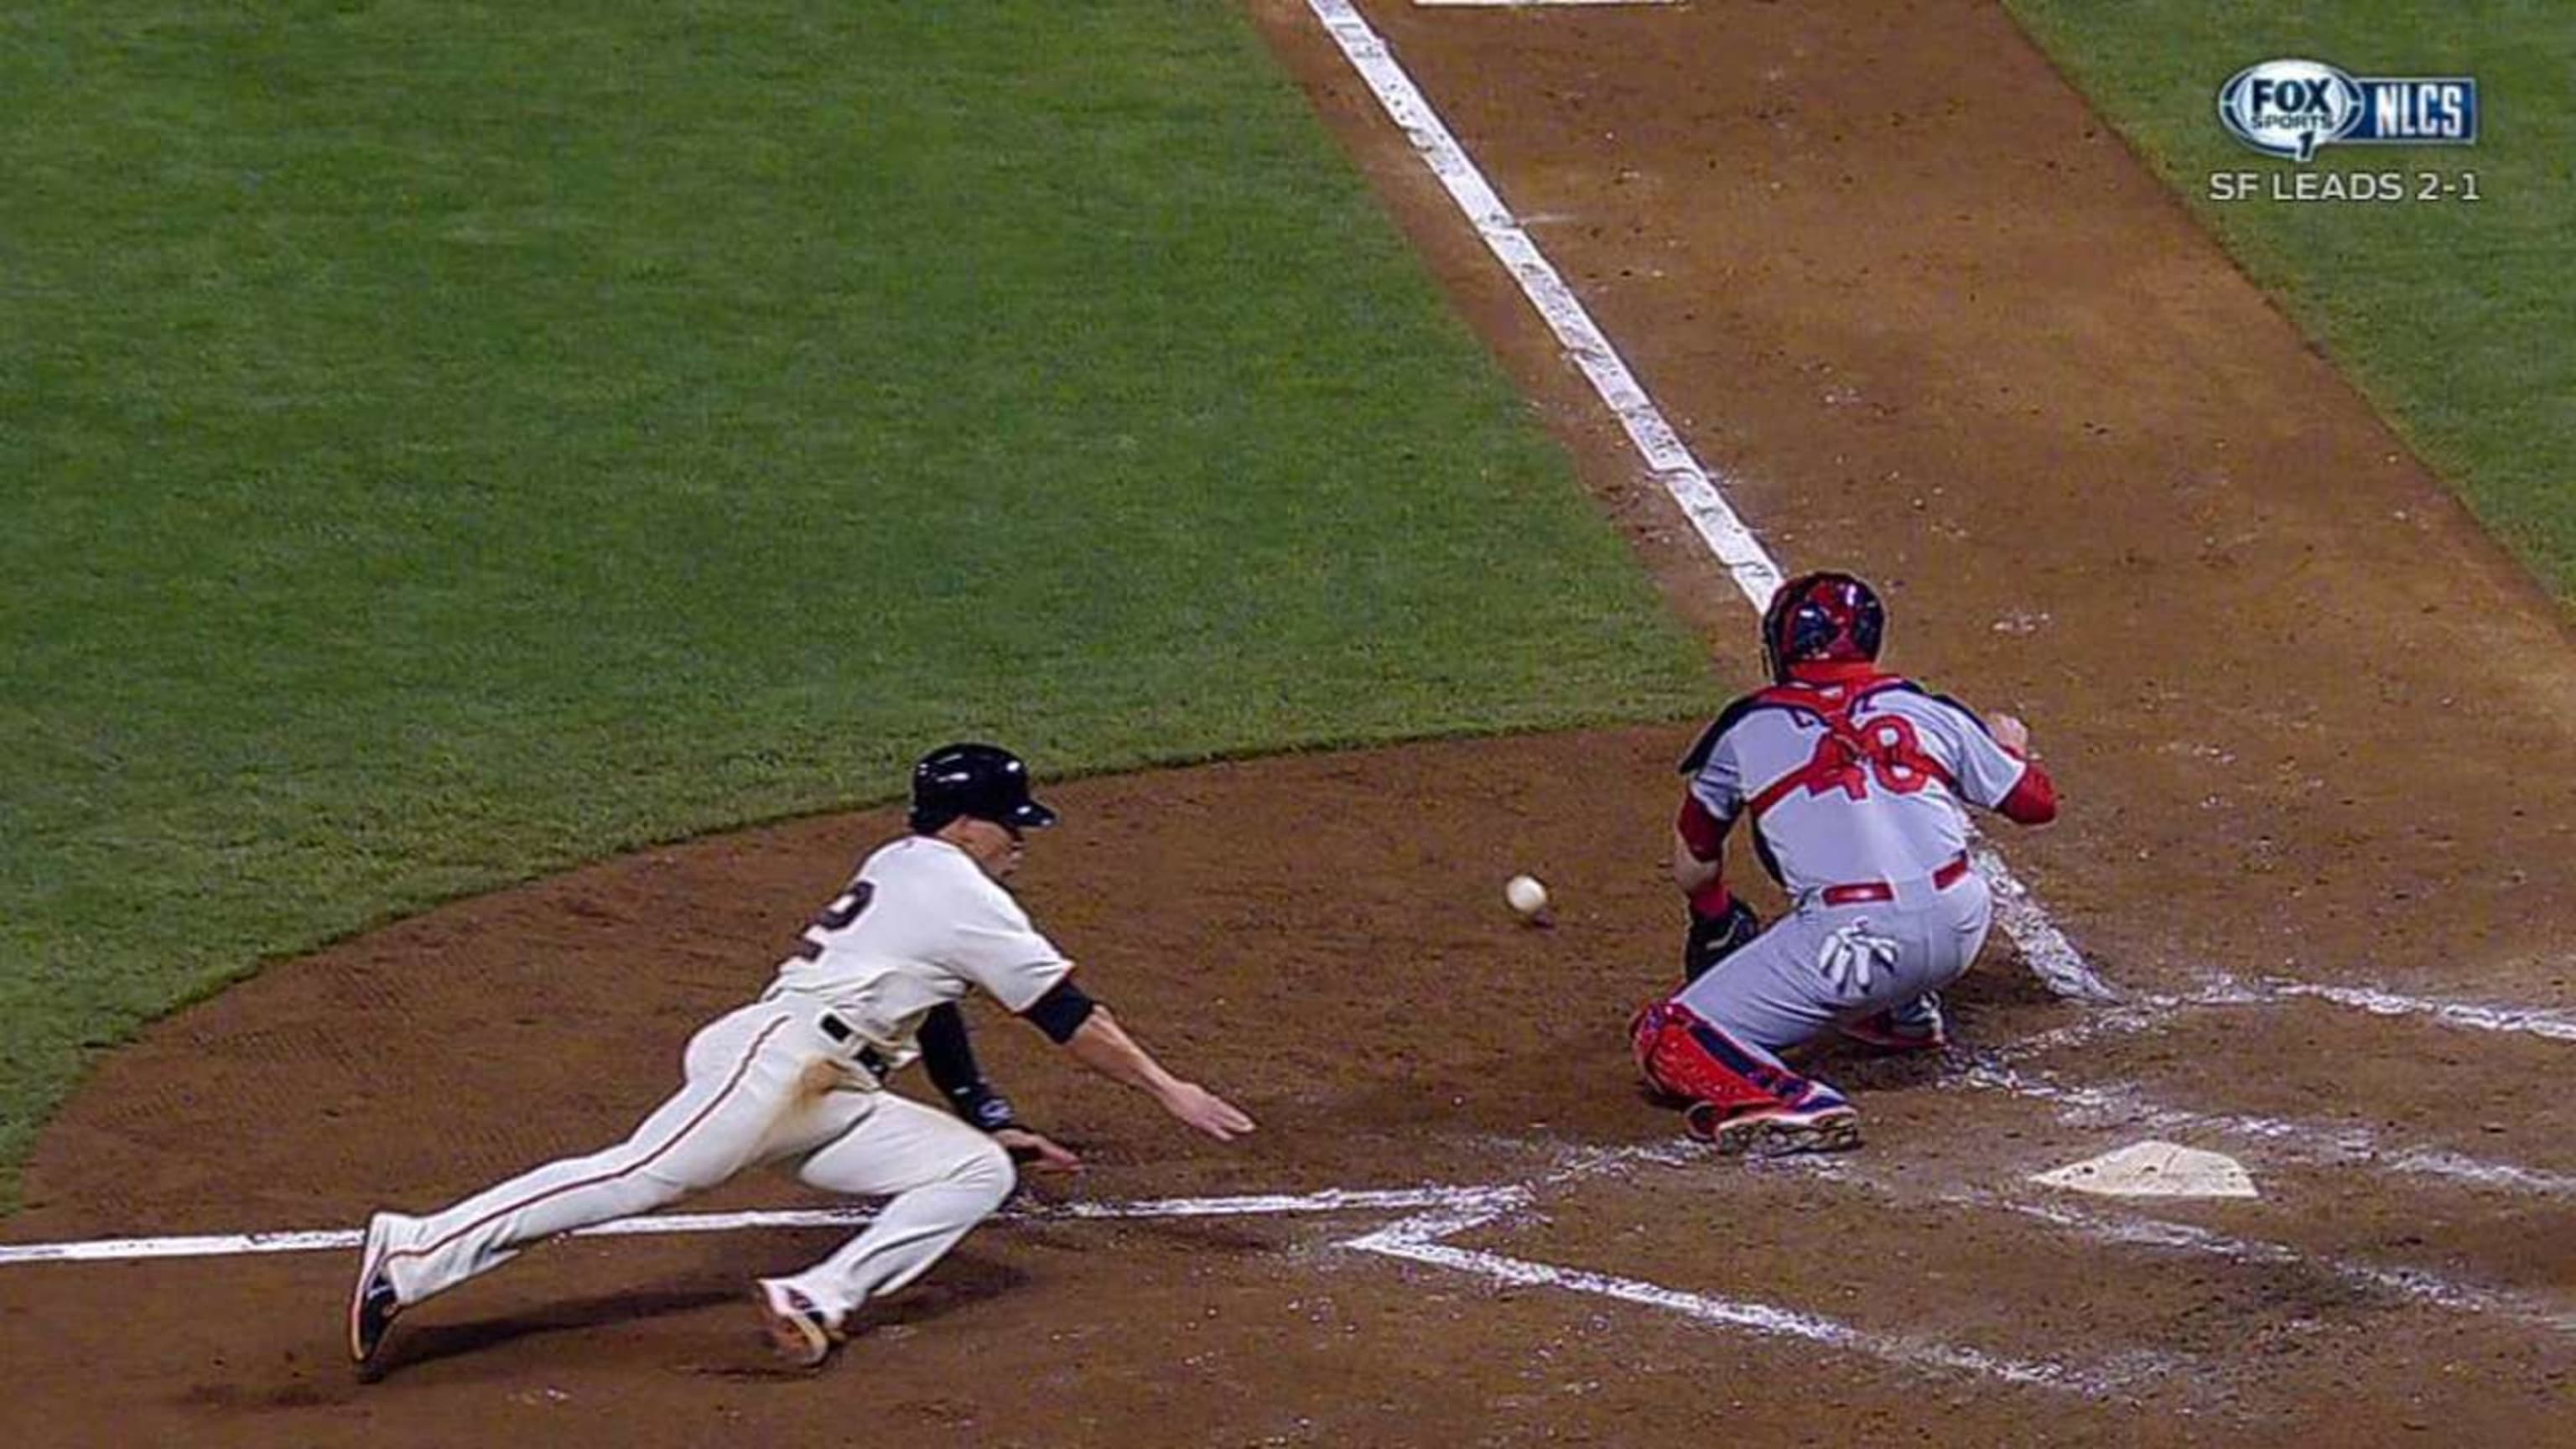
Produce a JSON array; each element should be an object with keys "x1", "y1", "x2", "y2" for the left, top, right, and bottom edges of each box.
[{"x1": 1683, "y1": 676, "x2": 2036, "y2": 897}]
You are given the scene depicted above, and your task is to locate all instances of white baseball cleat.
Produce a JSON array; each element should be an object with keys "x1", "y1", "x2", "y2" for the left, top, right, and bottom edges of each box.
[
  {"x1": 1687, "y1": 1101, "x2": 1863, "y2": 1157},
  {"x1": 756, "y1": 1279, "x2": 846, "y2": 1368}
]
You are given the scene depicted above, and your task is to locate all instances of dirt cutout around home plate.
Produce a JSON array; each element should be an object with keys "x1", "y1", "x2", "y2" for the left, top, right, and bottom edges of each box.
[{"x1": 6, "y1": 2, "x2": 2573, "y2": 1446}]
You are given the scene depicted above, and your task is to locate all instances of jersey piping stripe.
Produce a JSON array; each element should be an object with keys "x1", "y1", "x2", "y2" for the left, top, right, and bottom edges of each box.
[
  {"x1": 1738, "y1": 682, "x2": 1963, "y2": 822},
  {"x1": 1743, "y1": 747, "x2": 1961, "y2": 821},
  {"x1": 383, "y1": 1012, "x2": 797, "y2": 1271}
]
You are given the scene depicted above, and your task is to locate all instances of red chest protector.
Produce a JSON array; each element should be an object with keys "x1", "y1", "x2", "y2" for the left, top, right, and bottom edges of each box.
[{"x1": 1742, "y1": 677, "x2": 1958, "y2": 822}]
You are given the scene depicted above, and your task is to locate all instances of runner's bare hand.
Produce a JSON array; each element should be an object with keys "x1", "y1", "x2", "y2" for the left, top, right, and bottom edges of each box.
[
  {"x1": 993, "y1": 1126, "x2": 1083, "y2": 1173},
  {"x1": 1158, "y1": 1082, "x2": 1256, "y2": 1141}
]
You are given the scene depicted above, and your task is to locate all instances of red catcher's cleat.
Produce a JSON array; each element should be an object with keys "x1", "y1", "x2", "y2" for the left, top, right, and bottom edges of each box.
[{"x1": 1837, "y1": 1010, "x2": 1946, "y2": 1054}]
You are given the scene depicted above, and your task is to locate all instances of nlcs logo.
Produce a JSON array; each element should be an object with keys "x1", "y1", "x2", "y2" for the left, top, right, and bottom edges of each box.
[{"x1": 2219, "y1": 59, "x2": 2478, "y2": 163}]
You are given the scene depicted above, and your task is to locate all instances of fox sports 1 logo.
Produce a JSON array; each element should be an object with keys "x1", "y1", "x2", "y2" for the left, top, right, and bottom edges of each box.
[{"x1": 2218, "y1": 59, "x2": 2366, "y2": 162}]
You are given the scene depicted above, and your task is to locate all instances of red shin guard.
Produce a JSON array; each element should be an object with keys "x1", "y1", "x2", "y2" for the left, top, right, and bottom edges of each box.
[{"x1": 1628, "y1": 1000, "x2": 1810, "y2": 1114}]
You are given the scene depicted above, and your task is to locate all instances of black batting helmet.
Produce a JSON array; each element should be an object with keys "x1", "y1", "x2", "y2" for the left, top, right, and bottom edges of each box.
[
  {"x1": 1760, "y1": 571, "x2": 1886, "y2": 682},
  {"x1": 908, "y1": 743, "x2": 1059, "y2": 834}
]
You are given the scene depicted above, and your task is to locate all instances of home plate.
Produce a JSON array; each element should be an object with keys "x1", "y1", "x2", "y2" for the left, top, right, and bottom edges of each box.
[{"x1": 2030, "y1": 1140, "x2": 2258, "y2": 1199}]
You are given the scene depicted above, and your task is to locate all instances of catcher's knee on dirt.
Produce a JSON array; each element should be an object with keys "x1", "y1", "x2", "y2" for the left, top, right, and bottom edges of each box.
[{"x1": 1629, "y1": 1000, "x2": 1823, "y2": 1114}]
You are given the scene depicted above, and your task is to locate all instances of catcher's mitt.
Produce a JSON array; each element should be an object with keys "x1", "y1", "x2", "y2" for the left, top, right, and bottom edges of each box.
[{"x1": 1681, "y1": 896, "x2": 1762, "y2": 984}]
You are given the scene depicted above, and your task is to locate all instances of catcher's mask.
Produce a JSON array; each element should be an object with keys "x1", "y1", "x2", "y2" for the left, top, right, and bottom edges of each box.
[
  {"x1": 1760, "y1": 571, "x2": 1886, "y2": 683},
  {"x1": 909, "y1": 743, "x2": 1059, "y2": 835}
]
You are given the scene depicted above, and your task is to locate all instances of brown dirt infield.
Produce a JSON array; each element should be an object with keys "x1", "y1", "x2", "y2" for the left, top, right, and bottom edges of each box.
[{"x1": 6, "y1": 2, "x2": 2571, "y2": 1445}]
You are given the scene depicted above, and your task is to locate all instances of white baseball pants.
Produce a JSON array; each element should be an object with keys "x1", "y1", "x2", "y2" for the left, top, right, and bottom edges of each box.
[{"x1": 373, "y1": 1000, "x2": 1015, "y2": 1323}]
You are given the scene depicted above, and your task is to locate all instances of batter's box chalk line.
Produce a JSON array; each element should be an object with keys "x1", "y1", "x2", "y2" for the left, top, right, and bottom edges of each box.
[
  {"x1": 1335, "y1": 1194, "x2": 2190, "y2": 1399},
  {"x1": 28, "y1": 1137, "x2": 2552, "y2": 1393},
  {"x1": 1955, "y1": 1188, "x2": 2576, "y2": 1338},
  {"x1": 2, "y1": 1154, "x2": 2173, "y2": 1397},
  {"x1": 1808, "y1": 1158, "x2": 2576, "y2": 1342},
  {"x1": 0, "y1": 1186, "x2": 1519, "y2": 1268},
  {"x1": 1312, "y1": 1144, "x2": 2186, "y2": 1395},
  {"x1": 1953, "y1": 1054, "x2": 2576, "y2": 1200}
]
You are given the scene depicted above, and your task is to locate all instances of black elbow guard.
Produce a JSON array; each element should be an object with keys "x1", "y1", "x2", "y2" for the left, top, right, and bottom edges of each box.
[{"x1": 1023, "y1": 980, "x2": 1098, "y2": 1045}]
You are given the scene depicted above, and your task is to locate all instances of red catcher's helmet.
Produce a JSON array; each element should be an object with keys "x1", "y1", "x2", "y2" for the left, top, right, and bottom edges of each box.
[{"x1": 1760, "y1": 571, "x2": 1886, "y2": 682}]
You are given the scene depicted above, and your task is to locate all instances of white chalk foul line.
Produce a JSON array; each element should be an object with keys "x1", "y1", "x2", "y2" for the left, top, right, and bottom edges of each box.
[
  {"x1": 0, "y1": 1186, "x2": 1520, "y2": 1269},
  {"x1": 1304, "y1": 0, "x2": 2116, "y2": 1005},
  {"x1": 1308, "y1": 0, "x2": 1775, "y2": 606},
  {"x1": 1970, "y1": 844, "x2": 2117, "y2": 1002},
  {"x1": 0, "y1": 1158, "x2": 2159, "y2": 1393}
]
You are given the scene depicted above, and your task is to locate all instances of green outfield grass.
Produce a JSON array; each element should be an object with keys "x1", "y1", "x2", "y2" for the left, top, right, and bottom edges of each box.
[
  {"x1": 2006, "y1": 0, "x2": 2576, "y2": 598},
  {"x1": 0, "y1": 2, "x2": 1711, "y2": 1205}
]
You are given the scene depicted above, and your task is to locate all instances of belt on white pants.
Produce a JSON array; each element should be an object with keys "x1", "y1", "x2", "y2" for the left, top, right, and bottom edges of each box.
[{"x1": 816, "y1": 1011, "x2": 896, "y2": 1083}]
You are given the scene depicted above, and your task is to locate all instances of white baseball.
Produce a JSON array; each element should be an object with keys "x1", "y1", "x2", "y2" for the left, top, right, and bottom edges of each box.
[{"x1": 1504, "y1": 874, "x2": 1550, "y2": 918}]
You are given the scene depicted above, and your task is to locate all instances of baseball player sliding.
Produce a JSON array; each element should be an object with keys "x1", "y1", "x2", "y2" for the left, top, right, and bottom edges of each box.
[
  {"x1": 348, "y1": 744, "x2": 1254, "y2": 1373},
  {"x1": 1632, "y1": 572, "x2": 2058, "y2": 1156}
]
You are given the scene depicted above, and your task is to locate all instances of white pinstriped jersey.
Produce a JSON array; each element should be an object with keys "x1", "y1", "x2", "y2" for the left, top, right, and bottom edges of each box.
[
  {"x1": 765, "y1": 836, "x2": 1072, "y2": 1070},
  {"x1": 1685, "y1": 677, "x2": 2029, "y2": 898}
]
